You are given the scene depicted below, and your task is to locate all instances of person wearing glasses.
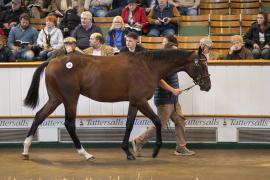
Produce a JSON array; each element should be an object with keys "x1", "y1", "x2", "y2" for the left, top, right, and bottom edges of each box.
[{"x1": 244, "y1": 12, "x2": 270, "y2": 59}]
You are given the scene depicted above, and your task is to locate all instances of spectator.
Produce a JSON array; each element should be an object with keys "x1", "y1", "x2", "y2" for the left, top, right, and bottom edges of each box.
[
  {"x1": 49, "y1": 36, "x2": 84, "y2": 59},
  {"x1": 84, "y1": 32, "x2": 114, "y2": 56},
  {"x1": 199, "y1": 37, "x2": 220, "y2": 60},
  {"x1": 50, "y1": 0, "x2": 73, "y2": 17},
  {"x1": 37, "y1": 15, "x2": 64, "y2": 60},
  {"x1": 106, "y1": 16, "x2": 128, "y2": 53},
  {"x1": 244, "y1": 12, "x2": 270, "y2": 59},
  {"x1": 0, "y1": 0, "x2": 27, "y2": 34},
  {"x1": 147, "y1": 0, "x2": 180, "y2": 37},
  {"x1": 132, "y1": 35, "x2": 195, "y2": 157},
  {"x1": 25, "y1": 0, "x2": 51, "y2": 18},
  {"x1": 168, "y1": 0, "x2": 200, "y2": 16},
  {"x1": 226, "y1": 35, "x2": 253, "y2": 60},
  {"x1": 162, "y1": 34, "x2": 178, "y2": 48},
  {"x1": 0, "y1": 35, "x2": 14, "y2": 61},
  {"x1": 84, "y1": 0, "x2": 113, "y2": 17},
  {"x1": 59, "y1": 0, "x2": 81, "y2": 37},
  {"x1": 71, "y1": 11, "x2": 103, "y2": 50},
  {"x1": 120, "y1": 32, "x2": 145, "y2": 52},
  {"x1": 121, "y1": 0, "x2": 148, "y2": 35},
  {"x1": 137, "y1": 0, "x2": 158, "y2": 14},
  {"x1": 106, "y1": 0, "x2": 127, "y2": 17},
  {"x1": 7, "y1": 13, "x2": 38, "y2": 61}
]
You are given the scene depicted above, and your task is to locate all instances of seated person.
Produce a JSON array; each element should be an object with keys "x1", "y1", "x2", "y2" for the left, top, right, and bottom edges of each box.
[
  {"x1": 25, "y1": 0, "x2": 51, "y2": 18},
  {"x1": 120, "y1": 32, "x2": 145, "y2": 52},
  {"x1": 7, "y1": 13, "x2": 38, "y2": 61},
  {"x1": 147, "y1": 0, "x2": 180, "y2": 37},
  {"x1": 37, "y1": 15, "x2": 64, "y2": 60},
  {"x1": 121, "y1": 0, "x2": 147, "y2": 35},
  {"x1": 83, "y1": 32, "x2": 114, "y2": 56},
  {"x1": 49, "y1": 36, "x2": 84, "y2": 59},
  {"x1": 226, "y1": 35, "x2": 254, "y2": 60},
  {"x1": 0, "y1": 35, "x2": 14, "y2": 61},
  {"x1": 199, "y1": 37, "x2": 220, "y2": 60},
  {"x1": 106, "y1": 16, "x2": 128, "y2": 53},
  {"x1": 162, "y1": 34, "x2": 178, "y2": 48},
  {"x1": 137, "y1": 0, "x2": 158, "y2": 14},
  {"x1": 0, "y1": 0, "x2": 27, "y2": 34},
  {"x1": 59, "y1": 0, "x2": 81, "y2": 37},
  {"x1": 71, "y1": 11, "x2": 103, "y2": 50},
  {"x1": 106, "y1": 0, "x2": 127, "y2": 17},
  {"x1": 84, "y1": 0, "x2": 113, "y2": 17},
  {"x1": 50, "y1": 0, "x2": 73, "y2": 17},
  {"x1": 244, "y1": 12, "x2": 270, "y2": 59},
  {"x1": 168, "y1": 0, "x2": 200, "y2": 16}
]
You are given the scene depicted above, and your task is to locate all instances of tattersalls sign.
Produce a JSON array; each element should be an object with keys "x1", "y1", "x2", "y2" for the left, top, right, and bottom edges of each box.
[{"x1": 0, "y1": 117, "x2": 270, "y2": 128}]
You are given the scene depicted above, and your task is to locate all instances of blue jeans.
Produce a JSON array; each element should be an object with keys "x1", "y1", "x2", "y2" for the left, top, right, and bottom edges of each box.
[
  {"x1": 13, "y1": 49, "x2": 35, "y2": 61},
  {"x1": 178, "y1": 7, "x2": 198, "y2": 16},
  {"x1": 39, "y1": 50, "x2": 55, "y2": 61},
  {"x1": 147, "y1": 28, "x2": 175, "y2": 37},
  {"x1": 90, "y1": 6, "x2": 108, "y2": 17}
]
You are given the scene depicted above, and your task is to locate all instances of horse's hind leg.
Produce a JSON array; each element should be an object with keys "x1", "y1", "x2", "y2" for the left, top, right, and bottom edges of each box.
[
  {"x1": 22, "y1": 98, "x2": 61, "y2": 160},
  {"x1": 63, "y1": 100, "x2": 95, "y2": 161},
  {"x1": 136, "y1": 101, "x2": 162, "y2": 158},
  {"x1": 121, "y1": 103, "x2": 138, "y2": 160}
]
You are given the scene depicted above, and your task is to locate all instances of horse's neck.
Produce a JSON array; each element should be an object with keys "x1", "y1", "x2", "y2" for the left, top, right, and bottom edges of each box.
[{"x1": 148, "y1": 55, "x2": 190, "y2": 80}]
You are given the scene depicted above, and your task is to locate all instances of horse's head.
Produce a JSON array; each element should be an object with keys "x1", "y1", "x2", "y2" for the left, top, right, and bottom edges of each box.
[{"x1": 188, "y1": 51, "x2": 211, "y2": 91}]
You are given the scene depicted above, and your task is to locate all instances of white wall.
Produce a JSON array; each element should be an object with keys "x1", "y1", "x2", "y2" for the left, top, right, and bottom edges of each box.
[{"x1": 0, "y1": 66, "x2": 270, "y2": 117}]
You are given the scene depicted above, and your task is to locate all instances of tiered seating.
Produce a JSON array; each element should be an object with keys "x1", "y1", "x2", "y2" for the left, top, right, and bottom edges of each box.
[
  {"x1": 93, "y1": 17, "x2": 114, "y2": 36},
  {"x1": 230, "y1": 0, "x2": 260, "y2": 15},
  {"x1": 30, "y1": 18, "x2": 46, "y2": 31},
  {"x1": 139, "y1": 36, "x2": 163, "y2": 49},
  {"x1": 210, "y1": 14, "x2": 240, "y2": 36},
  {"x1": 178, "y1": 15, "x2": 209, "y2": 36},
  {"x1": 177, "y1": 36, "x2": 203, "y2": 50},
  {"x1": 211, "y1": 36, "x2": 231, "y2": 57},
  {"x1": 261, "y1": 0, "x2": 270, "y2": 13},
  {"x1": 241, "y1": 14, "x2": 257, "y2": 35},
  {"x1": 199, "y1": 0, "x2": 229, "y2": 15}
]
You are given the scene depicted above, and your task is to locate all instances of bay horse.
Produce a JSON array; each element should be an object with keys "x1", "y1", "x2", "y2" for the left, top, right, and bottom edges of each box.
[{"x1": 22, "y1": 49, "x2": 211, "y2": 161}]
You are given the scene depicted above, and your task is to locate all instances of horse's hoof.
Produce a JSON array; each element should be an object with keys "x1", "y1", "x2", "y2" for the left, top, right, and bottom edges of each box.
[
  {"x1": 152, "y1": 145, "x2": 161, "y2": 158},
  {"x1": 22, "y1": 154, "x2": 29, "y2": 160},
  {"x1": 86, "y1": 156, "x2": 95, "y2": 161},
  {"x1": 127, "y1": 154, "x2": 136, "y2": 160}
]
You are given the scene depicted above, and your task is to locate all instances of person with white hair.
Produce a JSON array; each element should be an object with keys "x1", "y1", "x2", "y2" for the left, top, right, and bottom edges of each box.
[
  {"x1": 71, "y1": 11, "x2": 103, "y2": 50},
  {"x1": 226, "y1": 35, "x2": 254, "y2": 60},
  {"x1": 199, "y1": 37, "x2": 220, "y2": 60}
]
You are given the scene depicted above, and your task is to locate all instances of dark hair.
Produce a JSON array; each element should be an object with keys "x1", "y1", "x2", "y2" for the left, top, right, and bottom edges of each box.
[
  {"x1": 258, "y1": 11, "x2": 268, "y2": 24},
  {"x1": 126, "y1": 32, "x2": 138, "y2": 40},
  {"x1": 257, "y1": 11, "x2": 268, "y2": 32},
  {"x1": 164, "y1": 35, "x2": 178, "y2": 46},
  {"x1": 19, "y1": 13, "x2": 30, "y2": 21}
]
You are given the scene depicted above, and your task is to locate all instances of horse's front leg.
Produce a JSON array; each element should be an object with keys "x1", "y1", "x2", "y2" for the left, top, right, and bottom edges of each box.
[{"x1": 121, "y1": 103, "x2": 138, "y2": 160}]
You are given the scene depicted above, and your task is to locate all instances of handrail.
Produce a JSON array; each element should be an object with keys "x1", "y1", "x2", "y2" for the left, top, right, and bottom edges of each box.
[{"x1": 1, "y1": 60, "x2": 270, "y2": 68}]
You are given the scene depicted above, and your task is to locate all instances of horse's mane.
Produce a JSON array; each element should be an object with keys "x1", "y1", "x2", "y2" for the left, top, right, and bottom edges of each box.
[{"x1": 131, "y1": 49, "x2": 195, "y2": 63}]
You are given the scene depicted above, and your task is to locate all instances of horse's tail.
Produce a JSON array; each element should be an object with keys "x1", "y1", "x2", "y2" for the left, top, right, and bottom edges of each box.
[{"x1": 24, "y1": 61, "x2": 49, "y2": 109}]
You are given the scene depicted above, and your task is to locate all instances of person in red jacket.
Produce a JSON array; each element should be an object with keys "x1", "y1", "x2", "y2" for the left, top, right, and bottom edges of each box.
[{"x1": 121, "y1": 0, "x2": 148, "y2": 35}]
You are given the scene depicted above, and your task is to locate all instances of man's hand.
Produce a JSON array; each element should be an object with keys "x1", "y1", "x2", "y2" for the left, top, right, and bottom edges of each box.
[
  {"x1": 253, "y1": 43, "x2": 260, "y2": 49},
  {"x1": 264, "y1": 44, "x2": 270, "y2": 49},
  {"x1": 154, "y1": 19, "x2": 162, "y2": 25},
  {"x1": 172, "y1": 88, "x2": 182, "y2": 96},
  {"x1": 26, "y1": 44, "x2": 33, "y2": 50},
  {"x1": 91, "y1": 0, "x2": 100, "y2": 7},
  {"x1": 164, "y1": 18, "x2": 171, "y2": 25},
  {"x1": 12, "y1": 45, "x2": 20, "y2": 51}
]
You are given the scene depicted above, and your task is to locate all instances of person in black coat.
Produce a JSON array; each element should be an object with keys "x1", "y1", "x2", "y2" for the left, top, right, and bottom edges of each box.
[
  {"x1": 59, "y1": 7, "x2": 81, "y2": 37},
  {"x1": 120, "y1": 32, "x2": 146, "y2": 52},
  {"x1": 244, "y1": 12, "x2": 270, "y2": 59}
]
